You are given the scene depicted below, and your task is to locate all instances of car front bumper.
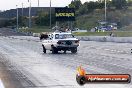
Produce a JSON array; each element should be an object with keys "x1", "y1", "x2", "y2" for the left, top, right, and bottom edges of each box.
[{"x1": 56, "y1": 45, "x2": 79, "y2": 50}]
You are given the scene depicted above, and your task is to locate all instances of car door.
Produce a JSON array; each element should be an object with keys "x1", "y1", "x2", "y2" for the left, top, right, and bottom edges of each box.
[
  {"x1": 42, "y1": 39, "x2": 49, "y2": 50},
  {"x1": 46, "y1": 39, "x2": 52, "y2": 50}
]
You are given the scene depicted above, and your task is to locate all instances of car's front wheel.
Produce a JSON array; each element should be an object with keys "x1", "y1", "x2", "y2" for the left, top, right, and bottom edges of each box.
[
  {"x1": 51, "y1": 46, "x2": 58, "y2": 54},
  {"x1": 71, "y1": 47, "x2": 77, "y2": 53},
  {"x1": 42, "y1": 45, "x2": 46, "y2": 53}
]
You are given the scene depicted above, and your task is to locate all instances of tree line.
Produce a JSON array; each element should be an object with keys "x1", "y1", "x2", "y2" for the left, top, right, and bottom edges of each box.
[
  {"x1": 2, "y1": 0, "x2": 132, "y2": 28},
  {"x1": 69, "y1": 0, "x2": 132, "y2": 16}
]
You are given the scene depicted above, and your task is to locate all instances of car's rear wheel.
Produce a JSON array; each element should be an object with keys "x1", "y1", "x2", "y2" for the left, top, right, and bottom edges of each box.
[
  {"x1": 63, "y1": 50, "x2": 67, "y2": 54},
  {"x1": 42, "y1": 45, "x2": 46, "y2": 53},
  {"x1": 51, "y1": 46, "x2": 58, "y2": 54},
  {"x1": 71, "y1": 47, "x2": 77, "y2": 53}
]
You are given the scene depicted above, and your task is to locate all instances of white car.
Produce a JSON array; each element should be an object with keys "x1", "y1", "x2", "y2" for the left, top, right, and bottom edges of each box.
[{"x1": 41, "y1": 31, "x2": 79, "y2": 54}]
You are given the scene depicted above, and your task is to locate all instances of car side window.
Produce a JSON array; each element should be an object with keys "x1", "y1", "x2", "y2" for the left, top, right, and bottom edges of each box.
[
  {"x1": 59, "y1": 35, "x2": 64, "y2": 39},
  {"x1": 55, "y1": 34, "x2": 59, "y2": 39},
  {"x1": 51, "y1": 34, "x2": 54, "y2": 39}
]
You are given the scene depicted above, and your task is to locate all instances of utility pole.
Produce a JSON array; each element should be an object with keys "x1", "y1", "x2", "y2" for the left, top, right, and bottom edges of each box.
[
  {"x1": 16, "y1": 5, "x2": 19, "y2": 32},
  {"x1": 29, "y1": 0, "x2": 31, "y2": 28},
  {"x1": 38, "y1": 0, "x2": 39, "y2": 7},
  {"x1": 22, "y1": 3, "x2": 23, "y2": 17},
  {"x1": 50, "y1": 0, "x2": 51, "y2": 29},
  {"x1": 105, "y1": 0, "x2": 107, "y2": 22}
]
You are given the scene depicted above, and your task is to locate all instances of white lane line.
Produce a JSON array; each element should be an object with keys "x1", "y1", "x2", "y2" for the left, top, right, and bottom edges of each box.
[{"x1": 0, "y1": 79, "x2": 5, "y2": 88}]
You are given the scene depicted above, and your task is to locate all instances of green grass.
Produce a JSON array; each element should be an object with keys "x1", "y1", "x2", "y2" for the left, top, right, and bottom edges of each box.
[
  {"x1": 76, "y1": 13, "x2": 103, "y2": 30},
  {"x1": 73, "y1": 31, "x2": 132, "y2": 37},
  {"x1": 114, "y1": 31, "x2": 132, "y2": 37},
  {"x1": 73, "y1": 32, "x2": 109, "y2": 36}
]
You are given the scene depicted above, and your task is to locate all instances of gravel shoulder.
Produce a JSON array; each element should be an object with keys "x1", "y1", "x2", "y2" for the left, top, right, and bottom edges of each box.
[{"x1": 0, "y1": 58, "x2": 24, "y2": 88}]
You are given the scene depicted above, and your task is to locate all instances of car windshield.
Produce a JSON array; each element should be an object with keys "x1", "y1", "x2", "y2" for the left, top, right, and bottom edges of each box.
[{"x1": 55, "y1": 34, "x2": 74, "y2": 39}]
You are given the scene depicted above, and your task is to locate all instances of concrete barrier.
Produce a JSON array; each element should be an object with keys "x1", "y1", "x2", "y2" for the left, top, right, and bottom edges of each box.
[
  {"x1": 33, "y1": 33, "x2": 40, "y2": 37},
  {"x1": 76, "y1": 36, "x2": 132, "y2": 43},
  {"x1": 31, "y1": 33, "x2": 132, "y2": 43}
]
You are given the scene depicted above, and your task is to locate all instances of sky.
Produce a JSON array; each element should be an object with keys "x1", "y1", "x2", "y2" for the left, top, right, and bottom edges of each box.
[{"x1": 0, "y1": 0, "x2": 97, "y2": 11}]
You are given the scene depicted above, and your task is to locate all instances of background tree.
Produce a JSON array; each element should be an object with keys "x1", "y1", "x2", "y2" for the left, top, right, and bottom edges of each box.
[
  {"x1": 78, "y1": 1, "x2": 104, "y2": 15},
  {"x1": 112, "y1": 0, "x2": 127, "y2": 9},
  {"x1": 18, "y1": 16, "x2": 27, "y2": 27},
  {"x1": 127, "y1": 0, "x2": 132, "y2": 6},
  {"x1": 35, "y1": 11, "x2": 55, "y2": 26},
  {"x1": 69, "y1": 0, "x2": 82, "y2": 10}
]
